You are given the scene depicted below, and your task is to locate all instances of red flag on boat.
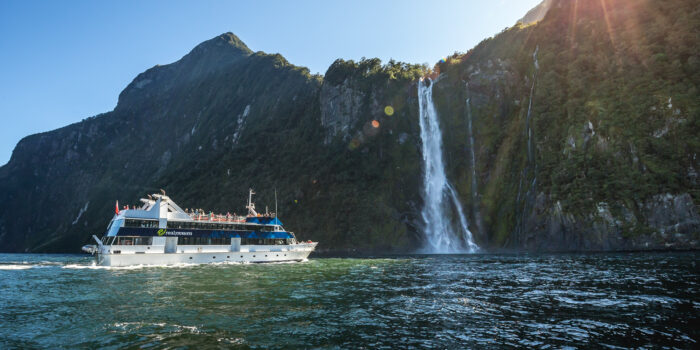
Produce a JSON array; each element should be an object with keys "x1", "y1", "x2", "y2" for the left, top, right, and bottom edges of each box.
[{"x1": 115, "y1": 200, "x2": 120, "y2": 214}]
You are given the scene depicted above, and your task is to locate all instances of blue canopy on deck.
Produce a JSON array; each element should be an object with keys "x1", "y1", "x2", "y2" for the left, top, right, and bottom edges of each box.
[{"x1": 245, "y1": 217, "x2": 283, "y2": 226}]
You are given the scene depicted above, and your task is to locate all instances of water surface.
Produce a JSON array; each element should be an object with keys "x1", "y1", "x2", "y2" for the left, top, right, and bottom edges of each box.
[{"x1": 0, "y1": 253, "x2": 697, "y2": 348}]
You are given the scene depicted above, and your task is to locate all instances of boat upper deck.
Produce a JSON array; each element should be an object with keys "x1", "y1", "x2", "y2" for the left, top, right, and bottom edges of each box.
[
  {"x1": 106, "y1": 190, "x2": 288, "y2": 237},
  {"x1": 114, "y1": 191, "x2": 282, "y2": 226}
]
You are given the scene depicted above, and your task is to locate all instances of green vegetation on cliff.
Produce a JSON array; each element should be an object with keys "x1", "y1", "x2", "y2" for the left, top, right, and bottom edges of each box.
[{"x1": 433, "y1": 0, "x2": 699, "y2": 248}]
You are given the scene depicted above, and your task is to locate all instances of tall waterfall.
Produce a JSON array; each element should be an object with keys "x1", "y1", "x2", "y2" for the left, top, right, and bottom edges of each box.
[{"x1": 417, "y1": 78, "x2": 478, "y2": 253}]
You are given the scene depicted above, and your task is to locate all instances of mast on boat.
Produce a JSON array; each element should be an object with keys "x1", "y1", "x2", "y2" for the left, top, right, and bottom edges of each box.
[{"x1": 246, "y1": 189, "x2": 259, "y2": 217}]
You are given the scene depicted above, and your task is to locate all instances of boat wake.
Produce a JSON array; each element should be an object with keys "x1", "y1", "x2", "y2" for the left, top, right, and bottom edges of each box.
[
  {"x1": 60, "y1": 259, "x2": 309, "y2": 270},
  {"x1": 0, "y1": 264, "x2": 34, "y2": 270},
  {"x1": 0, "y1": 262, "x2": 63, "y2": 270}
]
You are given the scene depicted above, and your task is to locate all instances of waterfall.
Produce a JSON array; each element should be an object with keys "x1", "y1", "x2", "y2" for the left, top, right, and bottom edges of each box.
[
  {"x1": 417, "y1": 78, "x2": 478, "y2": 253},
  {"x1": 515, "y1": 46, "x2": 540, "y2": 242},
  {"x1": 526, "y1": 46, "x2": 539, "y2": 166},
  {"x1": 465, "y1": 84, "x2": 485, "y2": 237}
]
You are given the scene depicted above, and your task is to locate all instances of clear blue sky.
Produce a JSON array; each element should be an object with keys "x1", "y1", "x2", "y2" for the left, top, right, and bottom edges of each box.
[{"x1": 0, "y1": 0, "x2": 540, "y2": 166}]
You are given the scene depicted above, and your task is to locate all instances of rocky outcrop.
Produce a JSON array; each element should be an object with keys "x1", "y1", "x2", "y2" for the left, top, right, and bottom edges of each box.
[
  {"x1": 645, "y1": 193, "x2": 700, "y2": 239},
  {"x1": 517, "y1": 193, "x2": 699, "y2": 252},
  {"x1": 319, "y1": 80, "x2": 365, "y2": 144},
  {"x1": 518, "y1": 0, "x2": 553, "y2": 25}
]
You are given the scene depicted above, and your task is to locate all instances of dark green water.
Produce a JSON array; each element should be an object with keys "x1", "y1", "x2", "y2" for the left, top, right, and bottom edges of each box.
[{"x1": 0, "y1": 253, "x2": 697, "y2": 349}]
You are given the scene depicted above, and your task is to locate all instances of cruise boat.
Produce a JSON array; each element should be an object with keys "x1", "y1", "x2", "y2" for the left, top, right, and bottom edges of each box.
[{"x1": 82, "y1": 190, "x2": 317, "y2": 266}]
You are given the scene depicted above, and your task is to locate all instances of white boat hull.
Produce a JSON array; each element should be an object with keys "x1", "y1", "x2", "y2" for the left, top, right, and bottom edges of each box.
[{"x1": 95, "y1": 243, "x2": 317, "y2": 266}]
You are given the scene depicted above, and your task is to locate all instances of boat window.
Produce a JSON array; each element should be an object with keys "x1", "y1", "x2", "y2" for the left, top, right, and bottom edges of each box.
[
  {"x1": 236, "y1": 224, "x2": 250, "y2": 231},
  {"x1": 113, "y1": 236, "x2": 152, "y2": 245},
  {"x1": 167, "y1": 221, "x2": 186, "y2": 229},
  {"x1": 132, "y1": 237, "x2": 153, "y2": 246},
  {"x1": 241, "y1": 238, "x2": 265, "y2": 245},
  {"x1": 175, "y1": 237, "x2": 231, "y2": 245},
  {"x1": 118, "y1": 237, "x2": 133, "y2": 245},
  {"x1": 125, "y1": 219, "x2": 158, "y2": 228}
]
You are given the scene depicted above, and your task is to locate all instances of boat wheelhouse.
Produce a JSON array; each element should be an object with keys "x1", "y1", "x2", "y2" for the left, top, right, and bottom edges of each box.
[{"x1": 82, "y1": 189, "x2": 317, "y2": 266}]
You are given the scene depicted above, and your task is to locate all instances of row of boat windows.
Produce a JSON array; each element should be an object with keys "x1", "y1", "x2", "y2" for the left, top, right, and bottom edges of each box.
[
  {"x1": 122, "y1": 218, "x2": 276, "y2": 232},
  {"x1": 167, "y1": 221, "x2": 276, "y2": 232},
  {"x1": 177, "y1": 237, "x2": 232, "y2": 245},
  {"x1": 177, "y1": 237, "x2": 288, "y2": 245},
  {"x1": 103, "y1": 236, "x2": 289, "y2": 246},
  {"x1": 124, "y1": 219, "x2": 159, "y2": 228},
  {"x1": 103, "y1": 237, "x2": 153, "y2": 245}
]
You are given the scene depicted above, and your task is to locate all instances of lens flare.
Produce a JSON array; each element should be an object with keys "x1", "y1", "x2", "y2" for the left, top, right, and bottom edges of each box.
[
  {"x1": 371, "y1": 120, "x2": 380, "y2": 128},
  {"x1": 384, "y1": 105, "x2": 394, "y2": 116}
]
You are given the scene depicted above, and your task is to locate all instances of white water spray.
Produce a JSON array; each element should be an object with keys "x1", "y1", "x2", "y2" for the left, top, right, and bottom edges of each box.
[{"x1": 417, "y1": 78, "x2": 478, "y2": 253}]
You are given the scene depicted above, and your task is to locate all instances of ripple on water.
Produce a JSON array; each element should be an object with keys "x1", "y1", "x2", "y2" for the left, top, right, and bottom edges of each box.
[{"x1": 0, "y1": 253, "x2": 697, "y2": 348}]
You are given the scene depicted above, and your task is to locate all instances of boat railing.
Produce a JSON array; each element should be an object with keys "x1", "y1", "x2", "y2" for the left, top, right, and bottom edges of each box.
[{"x1": 187, "y1": 213, "x2": 247, "y2": 223}]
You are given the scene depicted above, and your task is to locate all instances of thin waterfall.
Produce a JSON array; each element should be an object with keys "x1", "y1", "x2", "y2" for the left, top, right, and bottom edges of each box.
[
  {"x1": 465, "y1": 84, "x2": 485, "y2": 237},
  {"x1": 516, "y1": 46, "x2": 540, "y2": 242},
  {"x1": 417, "y1": 78, "x2": 478, "y2": 253},
  {"x1": 526, "y1": 45, "x2": 539, "y2": 166}
]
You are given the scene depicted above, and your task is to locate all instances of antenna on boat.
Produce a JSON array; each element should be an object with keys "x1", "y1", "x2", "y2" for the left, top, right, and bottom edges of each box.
[{"x1": 274, "y1": 188, "x2": 278, "y2": 218}]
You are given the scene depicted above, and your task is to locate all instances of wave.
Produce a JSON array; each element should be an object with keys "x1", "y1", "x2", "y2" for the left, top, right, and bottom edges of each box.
[{"x1": 111, "y1": 321, "x2": 203, "y2": 334}]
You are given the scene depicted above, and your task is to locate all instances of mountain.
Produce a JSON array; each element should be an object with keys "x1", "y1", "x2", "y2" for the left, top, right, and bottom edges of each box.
[{"x1": 1, "y1": 0, "x2": 698, "y2": 253}]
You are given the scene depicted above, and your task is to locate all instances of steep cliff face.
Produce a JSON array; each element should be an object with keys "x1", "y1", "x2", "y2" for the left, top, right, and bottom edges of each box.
[
  {"x1": 431, "y1": 0, "x2": 699, "y2": 250},
  {"x1": 1, "y1": 0, "x2": 697, "y2": 253}
]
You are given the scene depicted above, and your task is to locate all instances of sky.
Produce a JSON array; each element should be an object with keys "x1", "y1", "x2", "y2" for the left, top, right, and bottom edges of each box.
[{"x1": 0, "y1": 0, "x2": 541, "y2": 166}]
